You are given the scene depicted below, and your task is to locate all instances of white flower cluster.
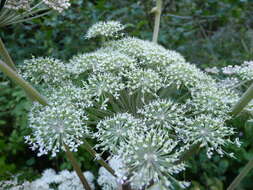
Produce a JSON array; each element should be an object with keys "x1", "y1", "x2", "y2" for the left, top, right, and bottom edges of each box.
[
  {"x1": 22, "y1": 21, "x2": 241, "y2": 189},
  {"x1": 97, "y1": 156, "x2": 126, "y2": 190},
  {"x1": 118, "y1": 129, "x2": 189, "y2": 190},
  {"x1": 42, "y1": 0, "x2": 71, "y2": 12},
  {"x1": 20, "y1": 57, "x2": 70, "y2": 87},
  {"x1": 181, "y1": 115, "x2": 238, "y2": 158},
  {"x1": 222, "y1": 61, "x2": 253, "y2": 81},
  {"x1": 0, "y1": 169, "x2": 94, "y2": 190},
  {"x1": 94, "y1": 113, "x2": 145, "y2": 153},
  {"x1": 67, "y1": 50, "x2": 135, "y2": 76},
  {"x1": 85, "y1": 21, "x2": 125, "y2": 39},
  {"x1": 106, "y1": 37, "x2": 185, "y2": 69},
  {"x1": 25, "y1": 96, "x2": 89, "y2": 157},
  {"x1": 4, "y1": 0, "x2": 71, "y2": 12},
  {"x1": 137, "y1": 99, "x2": 185, "y2": 130},
  {"x1": 5, "y1": 0, "x2": 30, "y2": 10}
]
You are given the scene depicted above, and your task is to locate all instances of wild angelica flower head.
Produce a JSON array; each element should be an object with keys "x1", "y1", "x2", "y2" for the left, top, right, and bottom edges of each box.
[
  {"x1": 106, "y1": 37, "x2": 185, "y2": 69},
  {"x1": 118, "y1": 129, "x2": 187, "y2": 189},
  {"x1": 222, "y1": 61, "x2": 253, "y2": 81},
  {"x1": 5, "y1": 0, "x2": 30, "y2": 10},
  {"x1": 125, "y1": 68, "x2": 164, "y2": 97},
  {"x1": 25, "y1": 97, "x2": 89, "y2": 157},
  {"x1": 137, "y1": 99, "x2": 185, "y2": 130},
  {"x1": 83, "y1": 72, "x2": 125, "y2": 109},
  {"x1": 23, "y1": 21, "x2": 241, "y2": 189},
  {"x1": 20, "y1": 57, "x2": 70, "y2": 87},
  {"x1": 94, "y1": 113, "x2": 145, "y2": 153},
  {"x1": 182, "y1": 115, "x2": 238, "y2": 158},
  {"x1": 67, "y1": 50, "x2": 136, "y2": 77},
  {"x1": 85, "y1": 21, "x2": 125, "y2": 39},
  {"x1": 42, "y1": 0, "x2": 71, "y2": 12},
  {"x1": 162, "y1": 62, "x2": 212, "y2": 89},
  {"x1": 4, "y1": 0, "x2": 71, "y2": 12},
  {"x1": 189, "y1": 82, "x2": 239, "y2": 117}
]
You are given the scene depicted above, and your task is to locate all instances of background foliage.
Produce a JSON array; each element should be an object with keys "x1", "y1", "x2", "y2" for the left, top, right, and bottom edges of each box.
[{"x1": 1, "y1": 0, "x2": 253, "y2": 189}]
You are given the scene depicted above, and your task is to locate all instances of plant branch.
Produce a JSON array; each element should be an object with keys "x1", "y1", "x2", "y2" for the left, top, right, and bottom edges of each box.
[
  {"x1": 0, "y1": 59, "x2": 49, "y2": 106},
  {"x1": 152, "y1": 0, "x2": 162, "y2": 43},
  {"x1": 231, "y1": 82, "x2": 253, "y2": 116},
  {"x1": 83, "y1": 139, "x2": 116, "y2": 177},
  {"x1": 0, "y1": 37, "x2": 16, "y2": 71},
  {"x1": 64, "y1": 143, "x2": 92, "y2": 190},
  {"x1": 227, "y1": 157, "x2": 253, "y2": 190}
]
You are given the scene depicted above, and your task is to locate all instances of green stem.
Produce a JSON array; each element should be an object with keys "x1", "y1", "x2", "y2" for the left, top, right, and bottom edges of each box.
[
  {"x1": 152, "y1": 0, "x2": 162, "y2": 43},
  {"x1": 0, "y1": 37, "x2": 17, "y2": 71},
  {"x1": 227, "y1": 158, "x2": 253, "y2": 190},
  {"x1": 64, "y1": 143, "x2": 92, "y2": 190},
  {"x1": 83, "y1": 139, "x2": 116, "y2": 177},
  {"x1": 0, "y1": 59, "x2": 48, "y2": 106},
  {"x1": 231, "y1": 82, "x2": 253, "y2": 116}
]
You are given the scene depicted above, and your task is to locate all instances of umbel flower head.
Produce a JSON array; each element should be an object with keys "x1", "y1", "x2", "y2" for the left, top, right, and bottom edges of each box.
[
  {"x1": 4, "y1": 0, "x2": 71, "y2": 12},
  {"x1": 85, "y1": 21, "x2": 125, "y2": 39},
  {"x1": 20, "y1": 57, "x2": 70, "y2": 88},
  {"x1": 25, "y1": 96, "x2": 89, "y2": 157},
  {"x1": 23, "y1": 21, "x2": 241, "y2": 189},
  {"x1": 181, "y1": 114, "x2": 239, "y2": 158},
  {"x1": 5, "y1": 0, "x2": 30, "y2": 10},
  {"x1": 94, "y1": 113, "x2": 145, "y2": 153},
  {"x1": 118, "y1": 129, "x2": 189, "y2": 189},
  {"x1": 0, "y1": 0, "x2": 71, "y2": 27},
  {"x1": 137, "y1": 99, "x2": 185, "y2": 130}
]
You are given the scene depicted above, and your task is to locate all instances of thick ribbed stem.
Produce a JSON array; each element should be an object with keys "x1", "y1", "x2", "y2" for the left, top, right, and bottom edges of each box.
[
  {"x1": 227, "y1": 83, "x2": 253, "y2": 189},
  {"x1": 227, "y1": 158, "x2": 253, "y2": 190},
  {"x1": 83, "y1": 139, "x2": 116, "y2": 177},
  {"x1": 64, "y1": 144, "x2": 92, "y2": 190},
  {"x1": 231, "y1": 82, "x2": 253, "y2": 116},
  {"x1": 152, "y1": 0, "x2": 162, "y2": 43},
  {"x1": 0, "y1": 59, "x2": 48, "y2": 105},
  {"x1": 0, "y1": 37, "x2": 16, "y2": 71}
]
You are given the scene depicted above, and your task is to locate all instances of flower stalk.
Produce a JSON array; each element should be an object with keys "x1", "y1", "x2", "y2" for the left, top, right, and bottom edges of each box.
[
  {"x1": 0, "y1": 37, "x2": 17, "y2": 71},
  {"x1": 0, "y1": 59, "x2": 49, "y2": 105},
  {"x1": 231, "y1": 82, "x2": 253, "y2": 116},
  {"x1": 227, "y1": 157, "x2": 253, "y2": 190},
  {"x1": 83, "y1": 139, "x2": 116, "y2": 177},
  {"x1": 64, "y1": 143, "x2": 92, "y2": 190},
  {"x1": 152, "y1": 0, "x2": 162, "y2": 43}
]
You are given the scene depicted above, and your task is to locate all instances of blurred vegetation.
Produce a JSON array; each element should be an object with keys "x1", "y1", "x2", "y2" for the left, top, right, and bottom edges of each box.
[{"x1": 1, "y1": 0, "x2": 253, "y2": 189}]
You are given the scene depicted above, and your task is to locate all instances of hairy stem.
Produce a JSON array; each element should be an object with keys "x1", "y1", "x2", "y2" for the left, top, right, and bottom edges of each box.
[
  {"x1": 152, "y1": 0, "x2": 162, "y2": 43},
  {"x1": 83, "y1": 139, "x2": 116, "y2": 177},
  {"x1": 227, "y1": 157, "x2": 253, "y2": 190},
  {"x1": 64, "y1": 143, "x2": 92, "y2": 190},
  {"x1": 0, "y1": 59, "x2": 48, "y2": 105},
  {"x1": 231, "y1": 82, "x2": 253, "y2": 116},
  {"x1": 0, "y1": 37, "x2": 17, "y2": 71}
]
